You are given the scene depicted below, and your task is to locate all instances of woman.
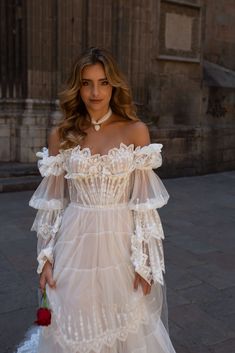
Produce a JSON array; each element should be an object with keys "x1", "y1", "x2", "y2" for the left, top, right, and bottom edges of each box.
[{"x1": 29, "y1": 47, "x2": 176, "y2": 353}]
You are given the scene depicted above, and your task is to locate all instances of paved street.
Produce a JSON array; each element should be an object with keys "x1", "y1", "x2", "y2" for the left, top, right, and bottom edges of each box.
[{"x1": 0, "y1": 171, "x2": 234, "y2": 353}]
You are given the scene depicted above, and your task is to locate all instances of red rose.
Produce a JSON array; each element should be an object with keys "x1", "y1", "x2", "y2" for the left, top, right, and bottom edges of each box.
[
  {"x1": 34, "y1": 289, "x2": 52, "y2": 326},
  {"x1": 35, "y1": 307, "x2": 51, "y2": 326}
]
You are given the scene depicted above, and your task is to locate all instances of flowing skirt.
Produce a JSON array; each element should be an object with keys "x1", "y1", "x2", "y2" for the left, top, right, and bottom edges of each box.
[{"x1": 37, "y1": 202, "x2": 176, "y2": 353}]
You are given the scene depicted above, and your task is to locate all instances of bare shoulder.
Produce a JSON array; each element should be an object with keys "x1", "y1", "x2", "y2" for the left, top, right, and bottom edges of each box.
[
  {"x1": 48, "y1": 127, "x2": 61, "y2": 156},
  {"x1": 127, "y1": 120, "x2": 151, "y2": 147}
]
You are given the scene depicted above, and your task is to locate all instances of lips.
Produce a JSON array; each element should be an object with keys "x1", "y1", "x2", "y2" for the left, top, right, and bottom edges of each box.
[{"x1": 90, "y1": 99, "x2": 103, "y2": 104}]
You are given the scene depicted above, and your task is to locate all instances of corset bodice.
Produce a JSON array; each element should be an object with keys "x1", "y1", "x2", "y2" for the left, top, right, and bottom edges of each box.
[{"x1": 62, "y1": 144, "x2": 136, "y2": 206}]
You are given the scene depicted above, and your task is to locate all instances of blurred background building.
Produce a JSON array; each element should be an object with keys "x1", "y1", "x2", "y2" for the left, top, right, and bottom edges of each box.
[{"x1": 0, "y1": 0, "x2": 235, "y2": 177}]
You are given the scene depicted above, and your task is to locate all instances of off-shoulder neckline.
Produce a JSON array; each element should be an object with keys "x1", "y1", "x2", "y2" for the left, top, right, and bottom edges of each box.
[{"x1": 59, "y1": 142, "x2": 162, "y2": 158}]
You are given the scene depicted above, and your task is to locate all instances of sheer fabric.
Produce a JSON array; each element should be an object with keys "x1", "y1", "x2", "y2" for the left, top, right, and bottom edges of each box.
[
  {"x1": 29, "y1": 142, "x2": 175, "y2": 353},
  {"x1": 29, "y1": 148, "x2": 69, "y2": 274},
  {"x1": 129, "y1": 164, "x2": 169, "y2": 285}
]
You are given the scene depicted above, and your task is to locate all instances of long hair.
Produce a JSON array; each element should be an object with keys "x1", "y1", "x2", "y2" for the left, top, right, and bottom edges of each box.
[{"x1": 58, "y1": 47, "x2": 139, "y2": 149}]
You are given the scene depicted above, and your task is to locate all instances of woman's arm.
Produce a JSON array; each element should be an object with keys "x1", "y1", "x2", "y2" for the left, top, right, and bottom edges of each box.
[
  {"x1": 130, "y1": 121, "x2": 153, "y2": 295},
  {"x1": 39, "y1": 128, "x2": 61, "y2": 292},
  {"x1": 129, "y1": 121, "x2": 169, "y2": 295}
]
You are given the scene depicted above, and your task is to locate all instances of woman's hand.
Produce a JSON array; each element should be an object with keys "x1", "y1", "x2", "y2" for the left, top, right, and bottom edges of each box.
[
  {"x1": 133, "y1": 272, "x2": 152, "y2": 295},
  {"x1": 39, "y1": 261, "x2": 56, "y2": 293}
]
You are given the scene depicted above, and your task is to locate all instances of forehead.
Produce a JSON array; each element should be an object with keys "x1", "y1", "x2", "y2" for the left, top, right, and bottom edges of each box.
[{"x1": 81, "y1": 63, "x2": 106, "y2": 79}]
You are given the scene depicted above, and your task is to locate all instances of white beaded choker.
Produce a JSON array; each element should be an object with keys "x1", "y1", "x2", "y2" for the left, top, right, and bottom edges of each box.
[{"x1": 90, "y1": 108, "x2": 112, "y2": 131}]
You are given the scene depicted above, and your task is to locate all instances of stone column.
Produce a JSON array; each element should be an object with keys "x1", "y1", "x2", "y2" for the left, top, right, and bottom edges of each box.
[{"x1": 18, "y1": 0, "x2": 59, "y2": 162}]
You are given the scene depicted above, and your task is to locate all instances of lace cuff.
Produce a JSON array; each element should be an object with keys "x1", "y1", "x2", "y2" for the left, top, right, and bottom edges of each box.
[
  {"x1": 31, "y1": 208, "x2": 63, "y2": 274},
  {"x1": 131, "y1": 209, "x2": 165, "y2": 286},
  {"x1": 131, "y1": 237, "x2": 152, "y2": 285},
  {"x1": 37, "y1": 243, "x2": 54, "y2": 274}
]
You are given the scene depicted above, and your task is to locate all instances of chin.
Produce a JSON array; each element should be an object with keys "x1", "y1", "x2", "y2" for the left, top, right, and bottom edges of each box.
[{"x1": 88, "y1": 103, "x2": 109, "y2": 112}]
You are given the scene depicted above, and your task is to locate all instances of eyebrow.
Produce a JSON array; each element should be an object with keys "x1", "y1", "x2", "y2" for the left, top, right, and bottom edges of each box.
[{"x1": 81, "y1": 78, "x2": 107, "y2": 81}]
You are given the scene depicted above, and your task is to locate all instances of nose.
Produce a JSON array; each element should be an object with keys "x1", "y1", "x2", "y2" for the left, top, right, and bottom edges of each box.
[{"x1": 91, "y1": 84, "x2": 99, "y2": 97}]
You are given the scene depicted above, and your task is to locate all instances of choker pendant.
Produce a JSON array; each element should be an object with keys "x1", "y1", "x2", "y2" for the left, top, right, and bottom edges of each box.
[
  {"x1": 91, "y1": 108, "x2": 112, "y2": 131},
  {"x1": 94, "y1": 124, "x2": 101, "y2": 131}
]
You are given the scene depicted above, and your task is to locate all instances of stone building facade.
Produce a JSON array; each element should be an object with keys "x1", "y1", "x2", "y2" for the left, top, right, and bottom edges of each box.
[{"x1": 0, "y1": 0, "x2": 235, "y2": 177}]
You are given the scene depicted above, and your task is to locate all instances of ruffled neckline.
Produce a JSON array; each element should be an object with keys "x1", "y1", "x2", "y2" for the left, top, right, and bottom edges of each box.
[
  {"x1": 60, "y1": 142, "x2": 162, "y2": 159},
  {"x1": 36, "y1": 142, "x2": 163, "y2": 177}
]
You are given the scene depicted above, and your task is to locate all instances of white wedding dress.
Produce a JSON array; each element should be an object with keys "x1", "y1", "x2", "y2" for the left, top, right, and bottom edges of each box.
[{"x1": 29, "y1": 142, "x2": 176, "y2": 353}]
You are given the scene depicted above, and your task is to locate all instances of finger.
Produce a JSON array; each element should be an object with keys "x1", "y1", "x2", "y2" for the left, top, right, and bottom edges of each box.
[
  {"x1": 47, "y1": 275, "x2": 56, "y2": 289},
  {"x1": 143, "y1": 284, "x2": 149, "y2": 296},
  {"x1": 141, "y1": 281, "x2": 151, "y2": 296},
  {"x1": 144, "y1": 281, "x2": 150, "y2": 295},
  {"x1": 133, "y1": 275, "x2": 139, "y2": 290},
  {"x1": 147, "y1": 285, "x2": 151, "y2": 295}
]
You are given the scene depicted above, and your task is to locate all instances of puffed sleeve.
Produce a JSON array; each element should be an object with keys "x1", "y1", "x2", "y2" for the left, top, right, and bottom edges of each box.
[
  {"x1": 128, "y1": 143, "x2": 169, "y2": 286},
  {"x1": 29, "y1": 147, "x2": 69, "y2": 274}
]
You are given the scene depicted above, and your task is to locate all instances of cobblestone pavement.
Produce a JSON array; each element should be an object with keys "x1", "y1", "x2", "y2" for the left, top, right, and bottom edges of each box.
[{"x1": 0, "y1": 171, "x2": 234, "y2": 353}]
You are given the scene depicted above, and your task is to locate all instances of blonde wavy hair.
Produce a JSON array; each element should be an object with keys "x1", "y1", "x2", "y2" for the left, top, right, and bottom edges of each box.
[{"x1": 58, "y1": 47, "x2": 139, "y2": 149}]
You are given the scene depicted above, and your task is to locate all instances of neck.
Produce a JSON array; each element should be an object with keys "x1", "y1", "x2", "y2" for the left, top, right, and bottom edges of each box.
[{"x1": 87, "y1": 107, "x2": 110, "y2": 122}]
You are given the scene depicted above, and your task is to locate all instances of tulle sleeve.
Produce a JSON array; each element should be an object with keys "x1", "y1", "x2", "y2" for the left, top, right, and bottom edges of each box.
[
  {"x1": 128, "y1": 143, "x2": 170, "y2": 286},
  {"x1": 29, "y1": 147, "x2": 69, "y2": 274}
]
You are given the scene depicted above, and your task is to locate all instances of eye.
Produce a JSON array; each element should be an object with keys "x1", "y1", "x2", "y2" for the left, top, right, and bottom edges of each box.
[
  {"x1": 82, "y1": 81, "x2": 89, "y2": 86},
  {"x1": 101, "y1": 80, "x2": 109, "y2": 86}
]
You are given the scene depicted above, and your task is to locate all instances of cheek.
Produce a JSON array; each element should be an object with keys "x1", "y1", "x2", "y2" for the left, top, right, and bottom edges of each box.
[
  {"x1": 105, "y1": 86, "x2": 113, "y2": 99},
  {"x1": 80, "y1": 88, "x2": 89, "y2": 101}
]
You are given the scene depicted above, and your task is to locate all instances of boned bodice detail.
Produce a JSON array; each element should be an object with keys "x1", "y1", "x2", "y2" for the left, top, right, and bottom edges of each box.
[{"x1": 60, "y1": 143, "x2": 162, "y2": 206}]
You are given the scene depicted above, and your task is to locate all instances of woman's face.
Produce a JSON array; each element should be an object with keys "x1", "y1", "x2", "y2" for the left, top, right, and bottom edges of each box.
[{"x1": 80, "y1": 63, "x2": 113, "y2": 116}]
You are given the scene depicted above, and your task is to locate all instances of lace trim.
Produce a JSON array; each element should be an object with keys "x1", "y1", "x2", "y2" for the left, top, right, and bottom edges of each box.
[
  {"x1": 128, "y1": 197, "x2": 169, "y2": 211},
  {"x1": 60, "y1": 142, "x2": 136, "y2": 159},
  {"x1": 131, "y1": 209, "x2": 165, "y2": 285},
  {"x1": 31, "y1": 208, "x2": 64, "y2": 274},
  {"x1": 59, "y1": 142, "x2": 163, "y2": 171},
  {"x1": 29, "y1": 197, "x2": 64, "y2": 210},
  {"x1": 34, "y1": 143, "x2": 163, "y2": 180},
  {"x1": 37, "y1": 246, "x2": 54, "y2": 274},
  {"x1": 36, "y1": 147, "x2": 64, "y2": 177},
  {"x1": 41, "y1": 299, "x2": 155, "y2": 353},
  {"x1": 134, "y1": 144, "x2": 163, "y2": 170},
  {"x1": 31, "y1": 209, "x2": 63, "y2": 237},
  {"x1": 34, "y1": 213, "x2": 63, "y2": 241},
  {"x1": 134, "y1": 209, "x2": 164, "y2": 242}
]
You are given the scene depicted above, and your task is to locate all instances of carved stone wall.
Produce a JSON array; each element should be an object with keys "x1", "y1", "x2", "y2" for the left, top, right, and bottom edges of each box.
[
  {"x1": 203, "y1": 0, "x2": 235, "y2": 71},
  {"x1": 0, "y1": 0, "x2": 235, "y2": 177}
]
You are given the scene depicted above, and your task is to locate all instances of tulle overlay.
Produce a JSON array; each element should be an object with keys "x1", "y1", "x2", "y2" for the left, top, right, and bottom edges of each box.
[{"x1": 29, "y1": 143, "x2": 176, "y2": 353}]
